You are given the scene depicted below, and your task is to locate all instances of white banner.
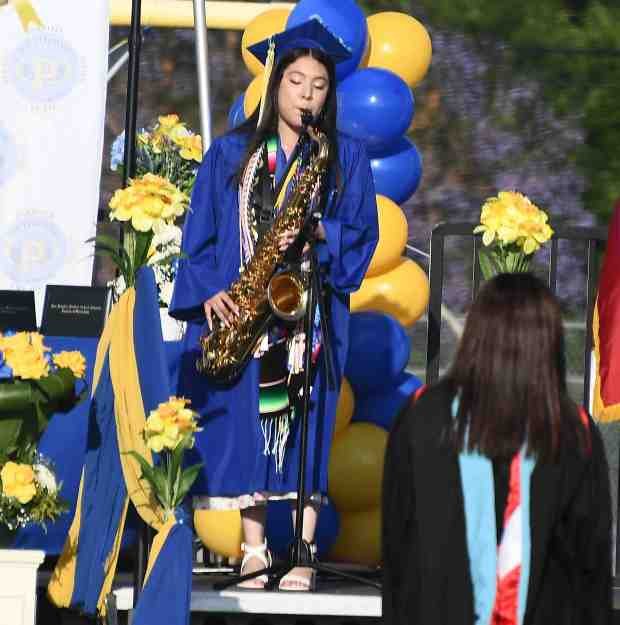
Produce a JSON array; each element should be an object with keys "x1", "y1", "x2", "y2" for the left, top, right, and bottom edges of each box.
[{"x1": 0, "y1": 0, "x2": 109, "y2": 323}]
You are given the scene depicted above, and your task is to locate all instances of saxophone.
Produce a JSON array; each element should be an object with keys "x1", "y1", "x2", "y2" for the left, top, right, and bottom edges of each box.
[{"x1": 197, "y1": 124, "x2": 329, "y2": 383}]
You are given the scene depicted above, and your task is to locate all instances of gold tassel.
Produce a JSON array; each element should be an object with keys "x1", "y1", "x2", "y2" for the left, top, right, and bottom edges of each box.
[
  {"x1": 257, "y1": 39, "x2": 275, "y2": 128},
  {"x1": 1, "y1": 0, "x2": 44, "y2": 31}
]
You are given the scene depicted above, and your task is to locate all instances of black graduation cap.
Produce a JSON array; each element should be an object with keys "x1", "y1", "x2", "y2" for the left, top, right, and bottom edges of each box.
[{"x1": 247, "y1": 17, "x2": 352, "y2": 67}]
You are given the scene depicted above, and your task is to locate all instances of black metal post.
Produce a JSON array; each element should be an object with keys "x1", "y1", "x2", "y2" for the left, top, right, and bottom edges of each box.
[
  {"x1": 289, "y1": 247, "x2": 317, "y2": 564},
  {"x1": 121, "y1": 0, "x2": 149, "y2": 607},
  {"x1": 122, "y1": 0, "x2": 143, "y2": 187}
]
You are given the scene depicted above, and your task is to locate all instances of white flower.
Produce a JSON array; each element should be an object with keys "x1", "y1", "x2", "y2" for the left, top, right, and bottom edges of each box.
[
  {"x1": 148, "y1": 224, "x2": 182, "y2": 307},
  {"x1": 151, "y1": 224, "x2": 182, "y2": 250},
  {"x1": 108, "y1": 275, "x2": 127, "y2": 300},
  {"x1": 35, "y1": 464, "x2": 57, "y2": 494}
]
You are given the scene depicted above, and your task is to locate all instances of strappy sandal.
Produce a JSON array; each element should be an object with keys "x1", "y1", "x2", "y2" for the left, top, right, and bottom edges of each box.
[
  {"x1": 237, "y1": 540, "x2": 272, "y2": 589},
  {"x1": 278, "y1": 542, "x2": 317, "y2": 592}
]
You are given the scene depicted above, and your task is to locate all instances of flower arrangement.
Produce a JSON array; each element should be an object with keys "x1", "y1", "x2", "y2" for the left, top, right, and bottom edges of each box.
[
  {"x1": 110, "y1": 114, "x2": 202, "y2": 196},
  {"x1": 98, "y1": 114, "x2": 197, "y2": 292},
  {"x1": 94, "y1": 173, "x2": 188, "y2": 289},
  {"x1": 0, "y1": 332, "x2": 86, "y2": 542},
  {"x1": 109, "y1": 223, "x2": 183, "y2": 308},
  {"x1": 473, "y1": 191, "x2": 554, "y2": 278},
  {"x1": 127, "y1": 397, "x2": 202, "y2": 519},
  {"x1": 0, "y1": 449, "x2": 66, "y2": 543}
]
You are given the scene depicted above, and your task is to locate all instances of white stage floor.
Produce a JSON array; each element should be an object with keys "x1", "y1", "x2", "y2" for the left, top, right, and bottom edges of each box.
[{"x1": 112, "y1": 574, "x2": 382, "y2": 617}]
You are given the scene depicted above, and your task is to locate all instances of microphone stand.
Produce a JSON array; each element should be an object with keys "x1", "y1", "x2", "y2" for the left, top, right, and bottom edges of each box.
[{"x1": 215, "y1": 232, "x2": 380, "y2": 592}]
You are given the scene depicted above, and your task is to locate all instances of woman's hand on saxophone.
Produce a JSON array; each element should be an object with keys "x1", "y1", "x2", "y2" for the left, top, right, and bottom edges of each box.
[
  {"x1": 278, "y1": 229, "x2": 299, "y2": 251},
  {"x1": 277, "y1": 223, "x2": 326, "y2": 252},
  {"x1": 204, "y1": 291, "x2": 239, "y2": 330}
]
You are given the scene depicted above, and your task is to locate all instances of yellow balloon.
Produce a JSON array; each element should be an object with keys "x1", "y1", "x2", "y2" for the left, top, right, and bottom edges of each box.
[
  {"x1": 241, "y1": 8, "x2": 292, "y2": 77},
  {"x1": 334, "y1": 378, "x2": 354, "y2": 437},
  {"x1": 243, "y1": 74, "x2": 264, "y2": 119},
  {"x1": 351, "y1": 257, "x2": 429, "y2": 327},
  {"x1": 194, "y1": 509, "x2": 243, "y2": 559},
  {"x1": 366, "y1": 195, "x2": 408, "y2": 278},
  {"x1": 366, "y1": 12, "x2": 432, "y2": 87},
  {"x1": 328, "y1": 423, "x2": 387, "y2": 513},
  {"x1": 328, "y1": 506, "x2": 381, "y2": 566}
]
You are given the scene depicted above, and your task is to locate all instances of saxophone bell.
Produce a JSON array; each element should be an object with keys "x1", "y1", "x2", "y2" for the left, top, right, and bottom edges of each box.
[
  {"x1": 267, "y1": 269, "x2": 307, "y2": 322},
  {"x1": 268, "y1": 211, "x2": 321, "y2": 322}
]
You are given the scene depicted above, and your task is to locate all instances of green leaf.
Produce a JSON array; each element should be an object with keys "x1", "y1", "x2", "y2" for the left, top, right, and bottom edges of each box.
[
  {"x1": 174, "y1": 463, "x2": 203, "y2": 508},
  {"x1": 478, "y1": 247, "x2": 497, "y2": 280},
  {"x1": 93, "y1": 249, "x2": 130, "y2": 278},
  {"x1": 0, "y1": 407, "x2": 38, "y2": 456},
  {"x1": 133, "y1": 231, "x2": 154, "y2": 270},
  {"x1": 32, "y1": 368, "x2": 75, "y2": 405},
  {"x1": 87, "y1": 234, "x2": 122, "y2": 250},
  {"x1": 0, "y1": 379, "x2": 34, "y2": 413},
  {"x1": 125, "y1": 450, "x2": 165, "y2": 503}
]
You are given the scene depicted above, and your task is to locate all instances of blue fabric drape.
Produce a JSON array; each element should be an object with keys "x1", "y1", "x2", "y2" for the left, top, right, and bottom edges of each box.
[{"x1": 131, "y1": 508, "x2": 193, "y2": 625}]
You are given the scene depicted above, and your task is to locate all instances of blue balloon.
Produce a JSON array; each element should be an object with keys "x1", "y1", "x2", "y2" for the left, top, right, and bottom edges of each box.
[
  {"x1": 352, "y1": 371, "x2": 423, "y2": 431},
  {"x1": 337, "y1": 68, "x2": 415, "y2": 151},
  {"x1": 345, "y1": 312, "x2": 411, "y2": 395},
  {"x1": 370, "y1": 137, "x2": 423, "y2": 205},
  {"x1": 265, "y1": 499, "x2": 340, "y2": 558},
  {"x1": 287, "y1": 0, "x2": 367, "y2": 81},
  {"x1": 227, "y1": 93, "x2": 246, "y2": 130}
]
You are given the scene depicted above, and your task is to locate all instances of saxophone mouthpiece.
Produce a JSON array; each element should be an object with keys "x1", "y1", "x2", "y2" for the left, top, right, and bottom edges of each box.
[{"x1": 300, "y1": 109, "x2": 314, "y2": 128}]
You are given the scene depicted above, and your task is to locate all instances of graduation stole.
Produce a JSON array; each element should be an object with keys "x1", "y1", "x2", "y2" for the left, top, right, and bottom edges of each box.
[
  {"x1": 238, "y1": 137, "x2": 320, "y2": 473},
  {"x1": 238, "y1": 136, "x2": 299, "y2": 270},
  {"x1": 451, "y1": 396, "x2": 535, "y2": 625}
]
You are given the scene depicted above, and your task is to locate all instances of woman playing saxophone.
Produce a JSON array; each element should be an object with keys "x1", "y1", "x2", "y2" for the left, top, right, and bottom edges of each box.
[{"x1": 169, "y1": 18, "x2": 378, "y2": 591}]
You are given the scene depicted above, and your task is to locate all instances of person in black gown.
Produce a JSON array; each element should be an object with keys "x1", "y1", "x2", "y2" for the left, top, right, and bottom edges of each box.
[{"x1": 382, "y1": 272, "x2": 612, "y2": 625}]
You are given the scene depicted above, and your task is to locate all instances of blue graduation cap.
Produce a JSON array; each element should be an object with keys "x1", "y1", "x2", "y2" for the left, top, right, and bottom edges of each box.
[{"x1": 247, "y1": 18, "x2": 352, "y2": 67}]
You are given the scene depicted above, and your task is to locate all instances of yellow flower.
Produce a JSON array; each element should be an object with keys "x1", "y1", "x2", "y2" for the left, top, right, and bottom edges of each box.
[
  {"x1": 108, "y1": 174, "x2": 188, "y2": 233},
  {"x1": 7, "y1": 345, "x2": 49, "y2": 379},
  {"x1": 0, "y1": 332, "x2": 50, "y2": 379},
  {"x1": 157, "y1": 114, "x2": 180, "y2": 129},
  {"x1": 53, "y1": 350, "x2": 86, "y2": 378},
  {"x1": 474, "y1": 191, "x2": 552, "y2": 255},
  {"x1": 143, "y1": 396, "x2": 200, "y2": 452},
  {"x1": 178, "y1": 135, "x2": 203, "y2": 162},
  {"x1": 1, "y1": 462, "x2": 37, "y2": 504},
  {"x1": 155, "y1": 114, "x2": 190, "y2": 145},
  {"x1": 0, "y1": 331, "x2": 32, "y2": 353},
  {"x1": 150, "y1": 133, "x2": 165, "y2": 154}
]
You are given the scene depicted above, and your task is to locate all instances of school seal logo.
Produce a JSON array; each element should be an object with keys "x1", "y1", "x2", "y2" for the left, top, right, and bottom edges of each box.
[
  {"x1": 0, "y1": 212, "x2": 68, "y2": 286},
  {"x1": 5, "y1": 29, "x2": 81, "y2": 104}
]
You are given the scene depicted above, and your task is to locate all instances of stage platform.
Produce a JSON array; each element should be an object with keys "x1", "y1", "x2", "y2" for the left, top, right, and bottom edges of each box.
[
  {"x1": 37, "y1": 570, "x2": 620, "y2": 623},
  {"x1": 111, "y1": 572, "x2": 382, "y2": 618}
]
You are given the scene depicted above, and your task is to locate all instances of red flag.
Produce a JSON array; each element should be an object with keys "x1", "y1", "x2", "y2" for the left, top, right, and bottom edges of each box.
[{"x1": 593, "y1": 200, "x2": 620, "y2": 421}]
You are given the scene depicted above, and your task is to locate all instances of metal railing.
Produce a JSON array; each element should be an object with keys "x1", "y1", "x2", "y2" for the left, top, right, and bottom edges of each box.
[{"x1": 425, "y1": 222, "x2": 608, "y2": 409}]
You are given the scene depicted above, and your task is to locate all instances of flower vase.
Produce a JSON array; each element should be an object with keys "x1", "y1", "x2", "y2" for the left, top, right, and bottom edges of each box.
[
  {"x1": 0, "y1": 548, "x2": 45, "y2": 625},
  {"x1": 159, "y1": 308, "x2": 185, "y2": 342}
]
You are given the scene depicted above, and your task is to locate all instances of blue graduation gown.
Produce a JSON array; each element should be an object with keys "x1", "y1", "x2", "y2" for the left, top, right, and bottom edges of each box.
[{"x1": 169, "y1": 131, "x2": 378, "y2": 498}]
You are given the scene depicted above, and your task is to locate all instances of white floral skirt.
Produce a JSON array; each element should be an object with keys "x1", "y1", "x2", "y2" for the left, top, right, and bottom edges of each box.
[{"x1": 193, "y1": 491, "x2": 327, "y2": 510}]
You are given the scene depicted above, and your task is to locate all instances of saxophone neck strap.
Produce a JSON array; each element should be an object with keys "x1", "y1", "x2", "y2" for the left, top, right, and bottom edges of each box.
[{"x1": 272, "y1": 141, "x2": 299, "y2": 212}]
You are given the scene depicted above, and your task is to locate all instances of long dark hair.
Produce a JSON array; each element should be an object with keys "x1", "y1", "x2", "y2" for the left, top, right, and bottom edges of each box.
[
  {"x1": 448, "y1": 272, "x2": 588, "y2": 462},
  {"x1": 231, "y1": 47, "x2": 340, "y2": 184}
]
